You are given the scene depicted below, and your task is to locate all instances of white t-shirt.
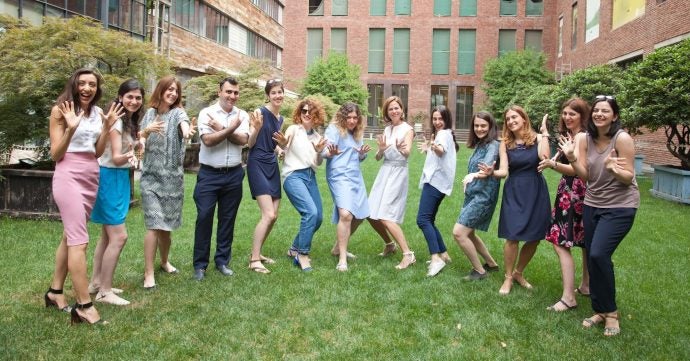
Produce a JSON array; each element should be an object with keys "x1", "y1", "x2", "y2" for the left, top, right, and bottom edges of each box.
[{"x1": 419, "y1": 129, "x2": 456, "y2": 195}]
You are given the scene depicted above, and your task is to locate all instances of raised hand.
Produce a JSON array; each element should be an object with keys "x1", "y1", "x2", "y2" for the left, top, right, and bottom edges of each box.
[
  {"x1": 58, "y1": 101, "x2": 84, "y2": 130},
  {"x1": 312, "y1": 137, "x2": 328, "y2": 153},
  {"x1": 357, "y1": 144, "x2": 371, "y2": 156},
  {"x1": 417, "y1": 135, "x2": 430, "y2": 153},
  {"x1": 250, "y1": 110, "x2": 263, "y2": 130},
  {"x1": 146, "y1": 115, "x2": 165, "y2": 136},
  {"x1": 376, "y1": 133, "x2": 389, "y2": 151},
  {"x1": 478, "y1": 161, "x2": 496, "y2": 176},
  {"x1": 123, "y1": 144, "x2": 137, "y2": 167},
  {"x1": 272, "y1": 131, "x2": 288, "y2": 148},
  {"x1": 558, "y1": 133, "x2": 576, "y2": 159},
  {"x1": 540, "y1": 114, "x2": 549, "y2": 135},
  {"x1": 327, "y1": 143, "x2": 342, "y2": 156},
  {"x1": 100, "y1": 102, "x2": 125, "y2": 129},
  {"x1": 537, "y1": 154, "x2": 551, "y2": 173},
  {"x1": 207, "y1": 114, "x2": 223, "y2": 132},
  {"x1": 605, "y1": 149, "x2": 626, "y2": 174},
  {"x1": 396, "y1": 137, "x2": 407, "y2": 153},
  {"x1": 188, "y1": 117, "x2": 197, "y2": 138}
]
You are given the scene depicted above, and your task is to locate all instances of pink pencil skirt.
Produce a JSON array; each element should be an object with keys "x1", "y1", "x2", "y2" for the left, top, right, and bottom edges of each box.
[{"x1": 52, "y1": 152, "x2": 99, "y2": 246}]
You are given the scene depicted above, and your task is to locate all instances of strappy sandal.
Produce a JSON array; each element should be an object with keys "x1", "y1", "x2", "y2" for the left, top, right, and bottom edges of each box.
[
  {"x1": 395, "y1": 251, "x2": 416, "y2": 270},
  {"x1": 499, "y1": 274, "x2": 513, "y2": 295},
  {"x1": 44, "y1": 288, "x2": 71, "y2": 313},
  {"x1": 582, "y1": 313, "x2": 605, "y2": 328},
  {"x1": 512, "y1": 270, "x2": 533, "y2": 289},
  {"x1": 378, "y1": 241, "x2": 397, "y2": 257},
  {"x1": 259, "y1": 255, "x2": 276, "y2": 264},
  {"x1": 70, "y1": 302, "x2": 107, "y2": 325},
  {"x1": 603, "y1": 313, "x2": 620, "y2": 336},
  {"x1": 575, "y1": 287, "x2": 591, "y2": 297},
  {"x1": 249, "y1": 259, "x2": 271, "y2": 274},
  {"x1": 546, "y1": 299, "x2": 577, "y2": 312},
  {"x1": 336, "y1": 262, "x2": 348, "y2": 272}
]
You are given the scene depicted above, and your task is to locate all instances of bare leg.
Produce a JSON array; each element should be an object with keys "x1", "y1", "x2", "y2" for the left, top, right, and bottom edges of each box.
[
  {"x1": 157, "y1": 230, "x2": 176, "y2": 273},
  {"x1": 551, "y1": 244, "x2": 577, "y2": 309},
  {"x1": 250, "y1": 195, "x2": 279, "y2": 268},
  {"x1": 513, "y1": 241, "x2": 540, "y2": 289},
  {"x1": 89, "y1": 227, "x2": 107, "y2": 291},
  {"x1": 380, "y1": 220, "x2": 415, "y2": 269},
  {"x1": 499, "y1": 240, "x2": 519, "y2": 295},
  {"x1": 143, "y1": 229, "x2": 158, "y2": 288},
  {"x1": 368, "y1": 218, "x2": 393, "y2": 245},
  {"x1": 336, "y1": 208, "x2": 355, "y2": 269},
  {"x1": 453, "y1": 224, "x2": 484, "y2": 273},
  {"x1": 69, "y1": 243, "x2": 101, "y2": 322},
  {"x1": 469, "y1": 232, "x2": 498, "y2": 268},
  {"x1": 579, "y1": 248, "x2": 591, "y2": 293},
  {"x1": 47, "y1": 234, "x2": 70, "y2": 309},
  {"x1": 99, "y1": 224, "x2": 128, "y2": 292}
]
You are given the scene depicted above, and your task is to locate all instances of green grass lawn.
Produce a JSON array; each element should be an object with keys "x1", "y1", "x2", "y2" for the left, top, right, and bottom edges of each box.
[{"x1": 1, "y1": 141, "x2": 689, "y2": 360}]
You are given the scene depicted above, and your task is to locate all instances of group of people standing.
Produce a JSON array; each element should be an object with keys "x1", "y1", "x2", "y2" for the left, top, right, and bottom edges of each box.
[{"x1": 44, "y1": 68, "x2": 638, "y2": 337}]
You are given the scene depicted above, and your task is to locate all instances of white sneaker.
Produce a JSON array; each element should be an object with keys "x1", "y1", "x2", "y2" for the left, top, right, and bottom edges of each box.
[{"x1": 426, "y1": 260, "x2": 446, "y2": 277}]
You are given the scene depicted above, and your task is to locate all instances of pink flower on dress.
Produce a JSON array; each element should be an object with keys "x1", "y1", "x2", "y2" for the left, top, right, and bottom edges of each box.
[{"x1": 558, "y1": 192, "x2": 571, "y2": 211}]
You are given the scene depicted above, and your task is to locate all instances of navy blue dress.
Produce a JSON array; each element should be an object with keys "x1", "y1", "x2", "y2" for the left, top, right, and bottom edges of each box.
[
  {"x1": 247, "y1": 106, "x2": 283, "y2": 199},
  {"x1": 497, "y1": 139, "x2": 550, "y2": 242}
]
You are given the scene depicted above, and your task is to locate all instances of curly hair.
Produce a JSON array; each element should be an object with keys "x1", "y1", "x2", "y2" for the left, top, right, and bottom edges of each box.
[
  {"x1": 332, "y1": 102, "x2": 365, "y2": 141},
  {"x1": 291, "y1": 97, "x2": 326, "y2": 127},
  {"x1": 502, "y1": 105, "x2": 536, "y2": 149}
]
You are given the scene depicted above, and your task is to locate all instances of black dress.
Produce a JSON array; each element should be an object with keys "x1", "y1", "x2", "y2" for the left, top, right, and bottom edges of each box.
[{"x1": 497, "y1": 140, "x2": 551, "y2": 242}]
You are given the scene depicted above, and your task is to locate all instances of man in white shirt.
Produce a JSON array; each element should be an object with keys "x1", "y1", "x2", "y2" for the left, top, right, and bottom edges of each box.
[{"x1": 193, "y1": 77, "x2": 249, "y2": 280}]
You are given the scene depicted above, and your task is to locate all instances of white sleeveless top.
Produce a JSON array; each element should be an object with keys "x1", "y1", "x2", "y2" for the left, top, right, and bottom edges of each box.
[
  {"x1": 67, "y1": 106, "x2": 103, "y2": 154},
  {"x1": 99, "y1": 119, "x2": 135, "y2": 168}
]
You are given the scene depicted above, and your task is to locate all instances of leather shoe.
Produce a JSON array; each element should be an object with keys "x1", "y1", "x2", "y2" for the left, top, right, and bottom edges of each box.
[
  {"x1": 193, "y1": 268, "x2": 205, "y2": 281},
  {"x1": 216, "y1": 265, "x2": 234, "y2": 276}
]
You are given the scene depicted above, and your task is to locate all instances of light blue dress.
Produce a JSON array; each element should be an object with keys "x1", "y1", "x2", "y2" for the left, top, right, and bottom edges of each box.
[{"x1": 324, "y1": 124, "x2": 369, "y2": 223}]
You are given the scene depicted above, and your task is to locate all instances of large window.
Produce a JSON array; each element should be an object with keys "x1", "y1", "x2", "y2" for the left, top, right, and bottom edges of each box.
[
  {"x1": 368, "y1": 29, "x2": 386, "y2": 73},
  {"x1": 309, "y1": 0, "x2": 324, "y2": 16},
  {"x1": 307, "y1": 28, "x2": 324, "y2": 67},
  {"x1": 367, "y1": 84, "x2": 384, "y2": 126},
  {"x1": 456, "y1": 86, "x2": 474, "y2": 130},
  {"x1": 332, "y1": 0, "x2": 347, "y2": 16},
  {"x1": 250, "y1": 0, "x2": 283, "y2": 23},
  {"x1": 205, "y1": 5, "x2": 229, "y2": 45},
  {"x1": 395, "y1": 0, "x2": 410, "y2": 15},
  {"x1": 459, "y1": 0, "x2": 477, "y2": 16},
  {"x1": 612, "y1": 0, "x2": 645, "y2": 29},
  {"x1": 500, "y1": 0, "x2": 516, "y2": 16},
  {"x1": 330, "y1": 28, "x2": 347, "y2": 54},
  {"x1": 525, "y1": 30, "x2": 542, "y2": 52},
  {"x1": 434, "y1": 0, "x2": 451, "y2": 16},
  {"x1": 430, "y1": 85, "x2": 449, "y2": 115},
  {"x1": 585, "y1": 0, "x2": 600, "y2": 43},
  {"x1": 392, "y1": 28, "x2": 410, "y2": 74},
  {"x1": 457, "y1": 29, "x2": 476, "y2": 75},
  {"x1": 526, "y1": 0, "x2": 543, "y2": 16},
  {"x1": 498, "y1": 29, "x2": 516, "y2": 56},
  {"x1": 571, "y1": 3, "x2": 578, "y2": 49},
  {"x1": 432, "y1": 29, "x2": 450, "y2": 75},
  {"x1": 370, "y1": 0, "x2": 386, "y2": 16}
]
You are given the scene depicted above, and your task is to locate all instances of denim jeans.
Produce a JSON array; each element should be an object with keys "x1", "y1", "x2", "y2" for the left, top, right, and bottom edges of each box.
[
  {"x1": 283, "y1": 168, "x2": 323, "y2": 254},
  {"x1": 417, "y1": 183, "x2": 447, "y2": 254}
]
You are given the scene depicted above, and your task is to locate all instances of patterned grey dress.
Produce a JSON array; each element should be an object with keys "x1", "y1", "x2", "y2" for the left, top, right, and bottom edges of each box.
[{"x1": 140, "y1": 107, "x2": 189, "y2": 231}]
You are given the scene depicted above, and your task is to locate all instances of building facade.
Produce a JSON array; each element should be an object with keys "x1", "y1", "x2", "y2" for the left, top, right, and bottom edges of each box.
[
  {"x1": 1, "y1": 0, "x2": 285, "y2": 81},
  {"x1": 284, "y1": 0, "x2": 556, "y2": 128}
]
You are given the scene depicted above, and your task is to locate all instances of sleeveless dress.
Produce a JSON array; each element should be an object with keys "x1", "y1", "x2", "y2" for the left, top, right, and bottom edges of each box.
[
  {"x1": 140, "y1": 107, "x2": 189, "y2": 231},
  {"x1": 247, "y1": 106, "x2": 283, "y2": 199},
  {"x1": 546, "y1": 153, "x2": 586, "y2": 248},
  {"x1": 368, "y1": 122, "x2": 413, "y2": 224},
  {"x1": 324, "y1": 124, "x2": 369, "y2": 223},
  {"x1": 458, "y1": 140, "x2": 500, "y2": 232},
  {"x1": 497, "y1": 139, "x2": 551, "y2": 241}
]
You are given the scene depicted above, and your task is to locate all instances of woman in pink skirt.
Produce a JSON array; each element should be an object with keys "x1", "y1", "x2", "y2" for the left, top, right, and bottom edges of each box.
[{"x1": 44, "y1": 68, "x2": 122, "y2": 325}]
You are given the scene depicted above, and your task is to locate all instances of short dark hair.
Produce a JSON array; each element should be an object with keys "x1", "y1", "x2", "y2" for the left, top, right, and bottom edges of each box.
[
  {"x1": 588, "y1": 96, "x2": 621, "y2": 138},
  {"x1": 219, "y1": 77, "x2": 238, "y2": 89},
  {"x1": 264, "y1": 79, "x2": 284, "y2": 95}
]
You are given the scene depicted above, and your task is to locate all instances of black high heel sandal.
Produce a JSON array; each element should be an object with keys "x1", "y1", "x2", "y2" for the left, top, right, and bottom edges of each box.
[
  {"x1": 44, "y1": 288, "x2": 71, "y2": 313},
  {"x1": 70, "y1": 302, "x2": 107, "y2": 325}
]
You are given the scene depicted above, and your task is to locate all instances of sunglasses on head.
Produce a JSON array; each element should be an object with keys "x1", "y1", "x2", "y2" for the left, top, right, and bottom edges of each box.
[
  {"x1": 267, "y1": 79, "x2": 282, "y2": 85},
  {"x1": 595, "y1": 95, "x2": 615, "y2": 101}
]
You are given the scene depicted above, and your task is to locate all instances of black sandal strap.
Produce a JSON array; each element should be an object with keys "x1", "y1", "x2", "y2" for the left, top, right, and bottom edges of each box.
[
  {"x1": 48, "y1": 288, "x2": 63, "y2": 294},
  {"x1": 75, "y1": 302, "x2": 93, "y2": 309}
]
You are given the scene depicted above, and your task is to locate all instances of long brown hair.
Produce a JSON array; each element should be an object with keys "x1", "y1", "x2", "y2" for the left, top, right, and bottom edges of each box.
[
  {"x1": 502, "y1": 105, "x2": 536, "y2": 149},
  {"x1": 56, "y1": 68, "x2": 103, "y2": 116},
  {"x1": 382, "y1": 96, "x2": 405, "y2": 123},
  {"x1": 559, "y1": 97, "x2": 590, "y2": 135},
  {"x1": 149, "y1": 75, "x2": 182, "y2": 110}
]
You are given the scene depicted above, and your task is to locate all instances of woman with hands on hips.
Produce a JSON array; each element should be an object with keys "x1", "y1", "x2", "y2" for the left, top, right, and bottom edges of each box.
[
  {"x1": 558, "y1": 95, "x2": 638, "y2": 337},
  {"x1": 322, "y1": 102, "x2": 371, "y2": 271}
]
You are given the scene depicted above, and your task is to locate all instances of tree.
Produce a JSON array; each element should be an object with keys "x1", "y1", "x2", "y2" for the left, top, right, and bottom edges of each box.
[
  {"x1": 482, "y1": 50, "x2": 555, "y2": 121},
  {"x1": 0, "y1": 15, "x2": 171, "y2": 156},
  {"x1": 621, "y1": 38, "x2": 690, "y2": 169},
  {"x1": 300, "y1": 53, "x2": 368, "y2": 112}
]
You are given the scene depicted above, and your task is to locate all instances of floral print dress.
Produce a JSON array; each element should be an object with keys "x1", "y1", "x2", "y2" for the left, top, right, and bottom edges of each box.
[{"x1": 546, "y1": 155, "x2": 586, "y2": 248}]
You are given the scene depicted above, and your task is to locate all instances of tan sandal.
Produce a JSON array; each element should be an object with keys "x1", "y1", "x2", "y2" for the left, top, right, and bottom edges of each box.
[
  {"x1": 582, "y1": 313, "x2": 605, "y2": 328},
  {"x1": 499, "y1": 274, "x2": 513, "y2": 295},
  {"x1": 512, "y1": 270, "x2": 533, "y2": 289},
  {"x1": 249, "y1": 259, "x2": 271, "y2": 274},
  {"x1": 603, "y1": 313, "x2": 620, "y2": 336},
  {"x1": 395, "y1": 251, "x2": 416, "y2": 270},
  {"x1": 378, "y1": 241, "x2": 397, "y2": 257}
]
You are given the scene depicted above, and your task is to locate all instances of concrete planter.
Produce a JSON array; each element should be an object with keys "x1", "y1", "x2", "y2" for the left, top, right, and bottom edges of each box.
[
  {"x1": 635, "y1": 155, "x2": 645, "y2": 176},
  {"x1": 650, "y1": 165, "x2": 690, "y2": 204}
]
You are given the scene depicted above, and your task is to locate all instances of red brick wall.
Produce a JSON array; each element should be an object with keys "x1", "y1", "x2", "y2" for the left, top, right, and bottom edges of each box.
[{"x1": 634, "y1": 128, "x2": 681, "y2": 167}]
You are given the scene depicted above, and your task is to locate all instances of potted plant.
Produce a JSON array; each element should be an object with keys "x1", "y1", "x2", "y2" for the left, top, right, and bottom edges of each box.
[
  {"x1": 0, "y1": 16, "x2": 171, "y2": 218},
  {"x1": 622, "y1": 38, "x2": 690, "y2": 204}
]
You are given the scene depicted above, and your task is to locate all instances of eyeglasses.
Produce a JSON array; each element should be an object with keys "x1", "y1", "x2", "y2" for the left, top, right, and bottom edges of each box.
[
  {"x1": 595, "y1": 95, "x2": 615, "y2": 101},
  {"x1": 301, "y1": 108, "x2": 310, "y2": 115}
]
